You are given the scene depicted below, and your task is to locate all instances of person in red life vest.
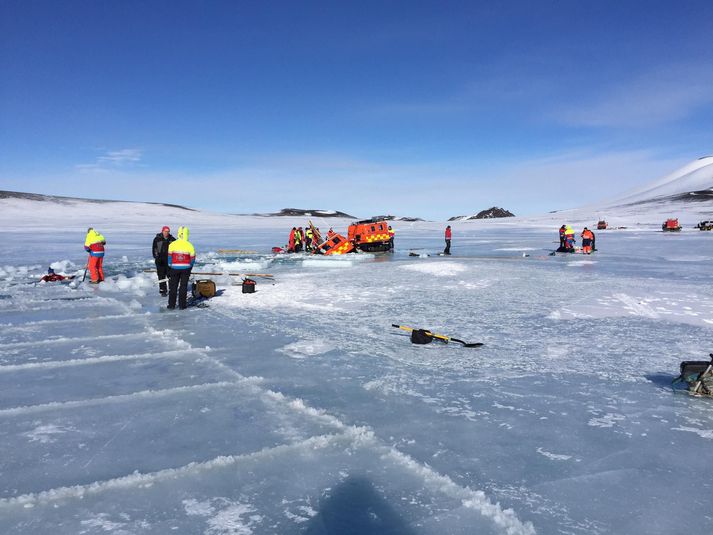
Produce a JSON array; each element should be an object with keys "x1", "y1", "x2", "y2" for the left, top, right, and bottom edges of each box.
[
  {"x1": 40, "y1": 267, "x2": 74, "y2": 282},
  {"x1": 388, "y1": 225, "x2": 395, "y2": 250},
  {"x1": 581, "y1": 227, "x2": 594, "y2": 254},
  {"x1": 288, "y1": 227, "x2": 296, "y2": 252},
  {"x1": 152, "y1": 225, "x2": 175, "y2": 296},
  {"x1": 84, "y1": 228, "x2": 106, "y2": 283},
  {"x1": 558, "y1": 225, "x2": 566, "y2": 250},
  {"x1": 444, "y1": 225, "x2": 452, "y2": 255},
  {"x1": 167, "y1": 226, "x2": 196, "y2": 310}
]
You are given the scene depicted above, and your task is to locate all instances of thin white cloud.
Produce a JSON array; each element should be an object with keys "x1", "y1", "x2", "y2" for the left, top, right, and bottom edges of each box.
[
  {"x1": 76, "y1": 148, "x2": 143, "y2": 172},
  {"x1": 553, "y1": 64, "x2": 713, "y2": 128}
]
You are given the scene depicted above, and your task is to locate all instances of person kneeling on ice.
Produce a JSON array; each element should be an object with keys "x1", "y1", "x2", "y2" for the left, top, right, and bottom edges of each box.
[
  {"x1": 152, "y1": 225, "x2": 175, "y2": 297},
  {"x1": 84, "y1": 227, "x2": 106, "y2": 283},
  {"x1": 581, "y1": 227, "x2": 594, "y2": 254},
  {"x1": 167, "y1": 226, "x2": 196, "y2": 310},
  {"x1": 40, "y1": 267, "x2": 74, "y2": 282}
]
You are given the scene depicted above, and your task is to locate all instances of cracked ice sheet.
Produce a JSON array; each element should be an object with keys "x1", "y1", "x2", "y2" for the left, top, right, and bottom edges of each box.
[
  {"x1": 0, "y1": 427, "x2": 534, "y2": 535},
  {"x1": 0, "y1": 298, "x2": 128, "y2": 324},
  {"x1": 0, "y1": 381, "x2": 345, "y2": 499},
  {"x1": 0, "y1": 332, "x2": 186, "y2": 365},
  {"x1": 3, "y1": 226, "x2": 713, "y2": 534},
  {"x1": 0, "y1": 314, "x2": 150, "y2": 344},
  {"x1": 548, "y1": 289, "x2": 713, "y2": 328},
  {"x1": 0, "y1": 352, "x2": 230, "y2": 409}
]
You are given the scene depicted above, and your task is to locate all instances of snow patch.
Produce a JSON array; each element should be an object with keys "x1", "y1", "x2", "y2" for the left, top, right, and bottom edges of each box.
[
  {"x1": 399, "y1": 262, "x2": 468, "y2": 277},
  {"x1": 302, "y1": 259, "x2": 354, "y2": 268},
  {"x1": 672, "y1": 426, "x2": 713, "y2": 440},
  {"x1": 536, "y1": 447, "x2": 573, "y2": 461},
  {"x1": 23, "y1": 423, "x2": 72, "y2": 444},
  {"x1": 278, "y1": 339, "x2": 335, "y2": 359}
]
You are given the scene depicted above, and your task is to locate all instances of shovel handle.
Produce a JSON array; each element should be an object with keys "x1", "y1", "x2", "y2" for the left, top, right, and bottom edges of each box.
[{"x1": 392, "y1": 324, "x2": 449, "y2": 342}]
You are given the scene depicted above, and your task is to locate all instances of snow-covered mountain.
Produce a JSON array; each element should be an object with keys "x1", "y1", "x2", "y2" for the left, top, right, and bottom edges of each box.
[
  {"x1": 506, "y1": 156, "x2": 713, "y2": 228},
  {"x1": 0, "y1": 190, "x2": 195, "y2": 211},
  {"x1": 603, "y1": 155, "x2": 713, "y2": 207},
  {"x1": 0, "y1": 192, "x2": 360, "y2": 232},
  {"x1": 2, "y1": 156, "x2": 712, "y2": 232}
]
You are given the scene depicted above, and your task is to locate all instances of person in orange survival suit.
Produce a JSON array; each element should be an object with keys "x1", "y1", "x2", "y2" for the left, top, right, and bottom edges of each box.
[
  {"x1": 288, "y1": 227, "x2": 296, "y2": 252},
  {"x1": 84, "y1": 228, "x2": 106, "y2": 283},
  {"x1": 581, "y1": 227, "x2": 594, "y2": 254}
]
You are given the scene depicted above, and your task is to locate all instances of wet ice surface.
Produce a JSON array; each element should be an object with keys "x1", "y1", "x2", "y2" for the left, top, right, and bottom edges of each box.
[{"x1": 1, "y1": 226, "x2": 713, "y2": 534}]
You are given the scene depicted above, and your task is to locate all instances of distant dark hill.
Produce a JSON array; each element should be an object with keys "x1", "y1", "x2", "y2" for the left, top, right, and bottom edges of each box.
[
  {"x1": 0, "y1": 190, "x2": 195, "y2": 211},
  {"x1": 259, "y1": 208, "x2": 356, "y2": 218},
  {"x1": 374, "y1": 215, "x2": 425, "y2": 222},
  {"x1": 449, "y1": 207, "x2": 515, "y2": 221}
]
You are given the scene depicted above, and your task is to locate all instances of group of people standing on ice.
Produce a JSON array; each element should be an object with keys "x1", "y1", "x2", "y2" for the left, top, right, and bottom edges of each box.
[
  {"x1": 557, "y1": 225, "x2": 596, "y2": 254},
  {"x1": 151, "y1": 225, "x2": 195, "y2": 309},
  {"x1": 287, "y1": 226, "x2": 324, "y2": 253},
  {"x1": 80, "y1": 225, "x2": 196, "y2": 310}
]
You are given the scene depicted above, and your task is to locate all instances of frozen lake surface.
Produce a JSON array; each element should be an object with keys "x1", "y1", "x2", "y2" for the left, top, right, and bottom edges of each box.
[{"x1": 1, "y1": 225, "x2": 712, "y2": 534}]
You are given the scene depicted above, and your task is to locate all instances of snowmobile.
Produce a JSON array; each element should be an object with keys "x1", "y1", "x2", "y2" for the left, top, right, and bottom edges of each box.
[
  {"x1": 695, "y1": 220, "x2": 713, "y2": 231},
  {"x1": 672, "y1": 354, "x2": 713, "y2": 396}
]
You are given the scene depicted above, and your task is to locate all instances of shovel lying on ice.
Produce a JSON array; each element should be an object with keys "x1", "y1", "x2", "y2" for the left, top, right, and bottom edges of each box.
[{"x1": 391, "y1": 324, "x2": 483, "y2": 347}]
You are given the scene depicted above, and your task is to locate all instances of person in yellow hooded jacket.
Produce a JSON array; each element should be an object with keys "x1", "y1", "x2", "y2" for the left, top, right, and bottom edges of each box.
[
  {"x1": 564, "y1": 225, "x2": 576, "y2": 252},
  {"x1": 167, "y1": 226, "x2": 196, "y2": 310},
  {"x1": 84, "y1": 227, "x2": 106, "y2": 283}
]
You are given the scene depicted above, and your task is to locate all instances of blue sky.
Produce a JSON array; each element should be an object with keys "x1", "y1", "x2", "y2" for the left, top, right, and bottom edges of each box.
[{"x1": 1, "y1": 0, "x2": 712, "y2": 219}]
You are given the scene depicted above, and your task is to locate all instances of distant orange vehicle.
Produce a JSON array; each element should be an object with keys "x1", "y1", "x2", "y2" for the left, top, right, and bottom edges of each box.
[
  {"x1": 597, "y1": 220, "x2": 608, "y2": 230},
  {"x1": 662, "y1": 218, "x2": 682, "y2": 232},
  {"x1": 347, "y1": 218, "x2": 392, "y2": 252}
]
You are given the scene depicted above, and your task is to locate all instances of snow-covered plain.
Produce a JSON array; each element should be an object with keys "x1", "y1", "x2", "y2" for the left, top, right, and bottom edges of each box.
[{"x1": 1, "y1": 174, "x2": 713, "y2": 534}]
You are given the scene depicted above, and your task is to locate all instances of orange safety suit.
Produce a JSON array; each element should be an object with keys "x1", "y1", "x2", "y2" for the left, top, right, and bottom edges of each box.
[
  {"x1": 84, "y1": 229, "x2": 106, "y2": 283},
  {"x1": 581, "y1": 229, "x2": 594, "y2": 254}
]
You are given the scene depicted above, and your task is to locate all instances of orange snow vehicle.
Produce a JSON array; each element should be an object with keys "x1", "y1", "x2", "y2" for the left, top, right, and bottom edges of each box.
[
  {"x1": 347, "y1": 218, "x2": 392, "y2": 252},
  {"x1": 317, "y1": 233, "x2": 355, "y2": 255},
  {"x1": 662, "y1": 218, "x2": 682, "y2": 232}
]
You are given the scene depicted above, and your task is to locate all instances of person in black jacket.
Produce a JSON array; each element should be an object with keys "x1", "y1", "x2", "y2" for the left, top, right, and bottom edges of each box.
[{"x1": 152, "y1": 226, "x2": 175, "y2": 296}]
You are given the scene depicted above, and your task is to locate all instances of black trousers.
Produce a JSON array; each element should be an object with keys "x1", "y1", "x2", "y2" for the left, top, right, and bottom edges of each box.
[
  {"x1": 156, "y1": 261, "x2": 168, "y2": 293},
  {"x1": 444, "y1": 239, "x2": 451, "y2": 255},
  {"x1": 168, "y1": 268, "x2": 191, "y2": 309}
]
